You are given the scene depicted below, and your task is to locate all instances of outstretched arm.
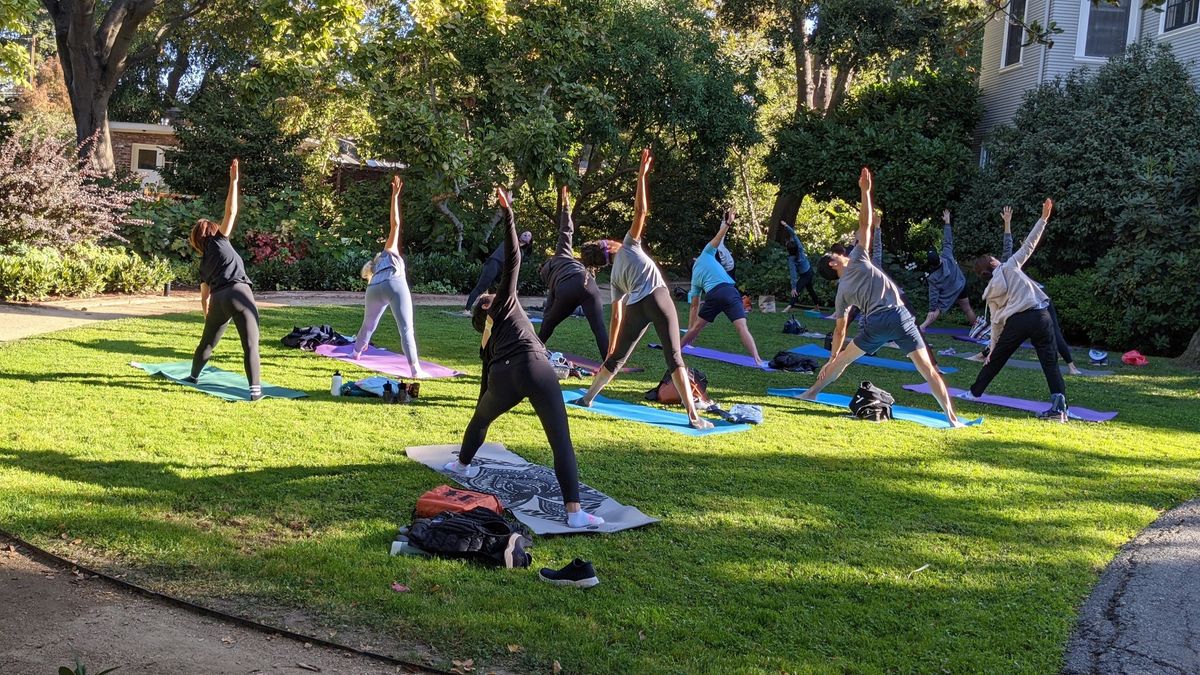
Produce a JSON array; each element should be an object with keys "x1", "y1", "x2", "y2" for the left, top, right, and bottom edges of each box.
[
  {"x1": 555, "y1": 185, "x2": 575, "y2": 258},
  {"x1": 1000, "y1": 206, "x2": 1014, "y2": 261},
  {"x1": 941, "y1": 209, "x2": 954, "y2": 258},
  {"x1": 386, "y1": 176, "x2": 403, "y2": 255},
  {"x1": 708, "y1": 208, "x2": 734, "y2": 250},
  {"x1": 629, "y1": 148, "x2": 653, "y2": 241},
  {"x1": 607, "y1": 300, "x2": 624, "y2": 358},
  {"x1": 1010, "y1": 199, "x2": 1052, "y2": 268},
  {"x1": 218, "y1": 158, "x2": 240, "y2": 237},
  {"x1": 495, "y1": 188, "x2": 520, "y2": 304},
  {"x1": 856, "y1": 167, "x2": 873, "y2": 249}
]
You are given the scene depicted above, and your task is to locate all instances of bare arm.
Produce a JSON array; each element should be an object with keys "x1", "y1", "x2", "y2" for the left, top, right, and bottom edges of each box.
[
  {"x1": 218, "y1": 159, "x2": 239, "y2": 237},
  {"x1": 385, "y1": 176, "x2": 403, "y2": 255},
  {"x1": 688, "y1": 295, "x2": 701, "y2": 329},
  {"x1": 199, "y1": 282, "x2": 210, "y2": 317},
  {"x1": 856, "y1": 168, "x2": 873, "y2": 251},
  {"x1": 829, "y1": 315, "x2": 849, "y2": 360},
  {"x1": 629, "y1": 148, "x2": 653, "y2": 241},
  {"x1": 708, "y1": 209, "x2": 733, "y2": 250},
  {"x1": 607, "y1": 300, "x2": 624, "y2": 357},
  {"x1": 1010, "y1": 199, "x2": 1052, "y2": 268}
]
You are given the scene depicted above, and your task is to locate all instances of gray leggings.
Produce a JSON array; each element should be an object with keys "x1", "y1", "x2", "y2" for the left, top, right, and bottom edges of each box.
[{"x1": 355, "y1": 277, "x2": 420, "y2": 367}]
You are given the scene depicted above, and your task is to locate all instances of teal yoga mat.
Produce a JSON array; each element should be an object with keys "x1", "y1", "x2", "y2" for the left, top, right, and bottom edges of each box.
[
  {"x1": 561, "y1": 389, "x2": 749, "y2": 437},
  {"x1": 789, "y1": 343, "x2": 957, "y2": 374},
  {"x1": 767, "y1": 387, "x2": 982, "y2": 430},
  {"x1": 131, "y1": 361, "x2": 307, "y2": 402}
]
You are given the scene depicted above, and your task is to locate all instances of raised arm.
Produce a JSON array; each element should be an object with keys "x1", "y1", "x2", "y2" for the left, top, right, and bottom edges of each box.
[
  {"x1": 856, "y1": 167, "x2": 873, "y2": 249},
  {"x1": 708, "y1": 208, "x2": 734, "y2": 250},
  {"x1": 495, "y1": 187, "x2": 520, "y2": 304},
  {"x1": 1000, "y1": 206, "x2": 1014, "y2": 261},
  {"x1": 555, "y1": 185, "x2": 575, "y2": 258},
  {"x1": 941, "y1": 209, "x2": 954, "y2": 258},
  {"x1": 218, "y1": 158, "x2": 240, "y2": 237},
  {"x1": 629, "y1": 148, "x2": 653, "y2": 241},
  {"x1": 1010, "y1": 199, "x2": 1052, "y2": 268},
  {"x1": 385, "y1": 175, "x2": 403, "y2": 255}
]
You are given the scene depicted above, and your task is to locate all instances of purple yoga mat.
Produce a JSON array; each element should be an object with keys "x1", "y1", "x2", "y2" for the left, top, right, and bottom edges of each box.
[
  {"x1": 902, "y1": 382, "x2": 1117, "y2": 422},
  {"x1": 649, "y1": 343, "x2": 772, "y2": 371},
  {"x1": 954, "y1": 335, "x2": 1033, "y2": 349},
  {"x1": 314, "y1": 344, "x2": 462, "y2": 379},
  {"x1": 923, "y1": 326, "x2": 970, "y2": 336}
]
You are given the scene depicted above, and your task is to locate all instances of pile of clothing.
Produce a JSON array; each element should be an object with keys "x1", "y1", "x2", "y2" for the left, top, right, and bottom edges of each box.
[{"x1": 280, "y1": 325, "x2": 354, "y2": 351}]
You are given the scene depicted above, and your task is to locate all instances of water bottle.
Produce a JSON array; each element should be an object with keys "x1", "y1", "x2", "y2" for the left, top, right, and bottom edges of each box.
[{"x1": 331, "y1": 370, "x2": 343, "y2": 397}]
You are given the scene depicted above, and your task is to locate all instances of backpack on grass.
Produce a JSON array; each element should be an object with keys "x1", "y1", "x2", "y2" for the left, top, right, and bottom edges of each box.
[
  {"x1": 768, "y1": 351, "x2": 817, "y2": 373},
  {"x1": 407, "y1": 507, "x2": 532, "y2": 569},
  {"x1": 415, "y1": 485, "x2": 504, "y2": 518},
  {"x1": 646, "y1": 367, "x2": 709, "y2": 406},
  {"x1": 848, "y1": 381, "x2": 894, "y2": 422}
]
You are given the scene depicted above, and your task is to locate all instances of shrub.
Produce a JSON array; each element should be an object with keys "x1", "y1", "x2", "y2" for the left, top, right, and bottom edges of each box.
[
  {"x1": 0, "y1": 134, "x2": 145, "y2": 250},
  {"x1": 0, "y1": 244, "x2": 175, "y2": 301},
  {"x1": 1040, "y1": 270, "x2": 1122, "y2": 348},
  {"x1": 249, "y1": 255, "x2": 366, "y2": 292}
]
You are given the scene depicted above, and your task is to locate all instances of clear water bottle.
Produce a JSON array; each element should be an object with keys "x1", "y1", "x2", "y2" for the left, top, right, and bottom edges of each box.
[{"x1": 331, "y1": 370, "x2": 343, "y2": 396}]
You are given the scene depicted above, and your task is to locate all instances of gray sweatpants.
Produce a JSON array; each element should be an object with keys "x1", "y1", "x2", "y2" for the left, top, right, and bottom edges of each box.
[{"x1": 355, "y1": 276, "x2": 420, "y2": 368}]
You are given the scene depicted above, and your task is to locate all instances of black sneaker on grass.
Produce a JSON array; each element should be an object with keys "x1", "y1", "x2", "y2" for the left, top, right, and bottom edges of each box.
[{"x1": 538, "y1": 558, "x2": 599, "y2": 588}]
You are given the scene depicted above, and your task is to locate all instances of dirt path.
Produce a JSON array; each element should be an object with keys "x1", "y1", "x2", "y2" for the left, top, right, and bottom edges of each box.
[{"x1": 0, "y1": 536, "x2": 422, "y2": 675}]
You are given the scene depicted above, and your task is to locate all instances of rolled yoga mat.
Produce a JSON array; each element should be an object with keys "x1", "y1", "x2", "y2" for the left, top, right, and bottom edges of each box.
[
  {"x1": 767, "y1": 387, "x2": 982, "y2": 430},
  {"x1": 561, "y1": 389, "x2": 749, "y2": 437},
  {"x1": 314, "y1": 344, "x2": 462, "y2": 379},
  {"x1": 789, "y1": 343, "x2": 957, "y2": 374},
  {"x1": 131, "y1": 361, "x2": 306, "y2": 402},
  {"x1": 406, "y1": 443, "x2": 658, "y2": 535},
  {"x1": 649, "y1": 343, "x2": 772, "y2": 371},
  {"x1": 902, "y1": 382, "x2": 1118, "y2": 422},
  {"x1": 559, "y1": 353, "x2": 643, "y2": 374}
]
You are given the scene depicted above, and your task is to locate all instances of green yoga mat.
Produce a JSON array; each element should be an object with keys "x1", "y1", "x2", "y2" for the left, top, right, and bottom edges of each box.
[{"x1": 131, "y1": 361, "x2": 307, "y2": 402}]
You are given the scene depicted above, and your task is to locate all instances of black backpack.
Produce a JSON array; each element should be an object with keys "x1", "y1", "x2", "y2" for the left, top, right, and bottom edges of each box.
[
  {"x1": 768, "y1": 351, "x2": 817, "y2": 373},
  {"x1": 281, "y1": 325, "x2": 353, "y2": 351},
  {"x1": 848, "y1": 381, "x2": 895, "y2": 422},
  {"x1": 782, "y1": 315, "x2": 805, "y2": 335},
  {"x1": 646, "y1": 367, "x2": 709, "y2": 406},
  {"x1": 407, "y1": 507, "x2": 533, "y2": 568}
]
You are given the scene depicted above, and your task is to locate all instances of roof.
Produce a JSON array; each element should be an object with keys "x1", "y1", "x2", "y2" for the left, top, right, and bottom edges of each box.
[{"x1": 109, "y1": 121, "x2": 176, "y2": 136}]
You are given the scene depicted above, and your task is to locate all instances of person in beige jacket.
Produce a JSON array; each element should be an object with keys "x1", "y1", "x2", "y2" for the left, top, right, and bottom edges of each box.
[{"x1": 957, "y1": 198, "x2": 1069, "y2": 422}]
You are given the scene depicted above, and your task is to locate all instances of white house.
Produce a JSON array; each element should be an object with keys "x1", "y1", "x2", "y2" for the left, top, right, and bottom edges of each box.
[{"x1": 977, "y1": 0, "x2": 1200, "y2": 149}]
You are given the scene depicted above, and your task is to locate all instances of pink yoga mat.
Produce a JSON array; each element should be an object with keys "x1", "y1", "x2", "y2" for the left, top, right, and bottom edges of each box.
[
  {"x1": 902, "y1": 382, "x2": 1117, "y2": 422},
  {"x1": 314, "y1": 344, "x2": 462, "y2": 379},
  {"x1": 649, "y1": 343, "x2": 773, "y2": 371}
]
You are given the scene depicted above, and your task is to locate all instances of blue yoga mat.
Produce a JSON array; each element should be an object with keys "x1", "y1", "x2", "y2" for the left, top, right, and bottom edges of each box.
[
  {"x1": 561, "y1": 389, "x2": 749, "y2": 437},
  {"x1": 766, "y1": 387, "x2": 982, "y2": 430},
  {"x1": 789, "y1": 343, "x2": 957, "y2": 374},
  {"x1": 803, "y1": 309, "x2": 835, "y2": 320}
]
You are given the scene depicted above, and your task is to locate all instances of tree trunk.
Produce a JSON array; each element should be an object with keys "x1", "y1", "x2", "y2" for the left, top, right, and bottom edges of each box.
[
  {"x1": 71, "y1": 90, "x2": 115, "y2": 171},
  {"x1": 165, "y1": 45, "x2": 189, "y2": 103},
  {"x1": 435, "y1": 200, "x2": 467, "y2": 253},
  {"x1": 765, "y1": 192, "x2": 802, "y2": 245},
  {"x1": 1179, "y1": 325, "x2": 1200, "y2": 368},
  {"x1": 737, "y1": 150, "x2": 760, "y2": 239}
]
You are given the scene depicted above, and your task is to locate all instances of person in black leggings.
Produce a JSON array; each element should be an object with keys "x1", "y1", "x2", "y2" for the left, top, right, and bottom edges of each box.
[
  {"x1": 443, "y1": 187, "x2": 604, "y2": 529},
  {"x1": 537, "y1": 185, "x2": 608, "y2": 357},
  {"x1": 185, "y1": 158, "x2": 262, "y2": 401},
  {"x1": 463, "y1": 227, "x2": 532, "y2": 312}
]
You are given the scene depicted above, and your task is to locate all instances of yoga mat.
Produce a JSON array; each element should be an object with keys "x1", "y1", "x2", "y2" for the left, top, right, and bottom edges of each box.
[
  {"x1": 902, "y1": 382, "x2": 1117, "y2": 422},
  {"x1": 648, "y1": 343, "x2": 772, "y2": 371},
  {"x1": 923, "y1": 326, "x2": 970, "y2": 336},
  {"x1": 789, "y1": 343, "x2": 958, "y2": 374},
  {"x1": 941, "y1": 351, "x2": 1114, "y2": 377},
  {"x1": 954, "y1": 335, "x2": 1031, "y2": 349},
  {"x1": 766, "y1": 387, "x2": 982, "y2": 430},
  {"x1": 561, "y1": 389, "x2": 749, "y2": 437},
  {"x1": 442, "y1": 310, "x2": 542, "y2": 324},
  {"x1": 406, "y1": 443, "x2": 657, "y2": 535},
  {"x1": 130, "y1": 361, "x2": 306, "y2": 402},
  {"x1": 804, "y1": 310, "x2": 835, "y2": 320},
  {"x1": 314, "y1": 344, "x2": 462, "y2": 379},
  {"x1": 560, "y1": 353, "x2": 643, "y2": 374}
]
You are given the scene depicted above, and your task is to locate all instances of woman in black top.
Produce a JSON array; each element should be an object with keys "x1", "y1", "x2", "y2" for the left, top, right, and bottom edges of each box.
[
  {"x1": 185, "y1": 159, "x2": 262, "y2": 400},
  {"x1": 537, "y1": 184, "x2": 608, "y2": 357},
  {"x1": 444, "y1": 188, "x2": 604, "y2": 529}
]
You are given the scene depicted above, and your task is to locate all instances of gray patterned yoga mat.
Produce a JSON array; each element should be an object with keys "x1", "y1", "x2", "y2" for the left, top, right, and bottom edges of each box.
[{"x1": 405, "y1": 443, "x2": 658, "y2": 535}]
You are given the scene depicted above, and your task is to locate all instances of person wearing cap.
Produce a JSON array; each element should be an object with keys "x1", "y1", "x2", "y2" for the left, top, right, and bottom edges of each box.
[
  {"x1": 959, "y1": 198, "x2": 1070, "y2": 422},
  {"x1": 464, "y1": 224, "x2": 533, "y2": 313},
  {"x1": 680, "y1": 207, "x2": 768, "y2": 367},
  {"x1": 800, "y1": 168, "x2": 964, "y2": 427},
  {"x1": 919, "y1": 209, "x2": 983, "y2": 334}
]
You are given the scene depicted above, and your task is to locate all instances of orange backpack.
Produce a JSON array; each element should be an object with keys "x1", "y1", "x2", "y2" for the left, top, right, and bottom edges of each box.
[{"x1": 416, "y1": 485, "x2": 504, "y2": 518}]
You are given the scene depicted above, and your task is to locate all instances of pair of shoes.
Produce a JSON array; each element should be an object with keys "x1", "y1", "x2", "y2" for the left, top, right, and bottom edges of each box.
[
  {"x1": 539, "y1": 558, "x2": 600, "y2": 588},
  {"x1": 1037, "y1": 393, "x2": 1069, "y2": 422}
]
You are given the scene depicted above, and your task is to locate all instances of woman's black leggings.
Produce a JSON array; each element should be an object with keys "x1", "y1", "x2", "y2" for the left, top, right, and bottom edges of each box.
[
  {"x1": 969, "y1": 307, "x2": 1066, "y2": 398},
  {"x1": 538, "y1": 274, "x2": 609, "y2": 357},
  {"x1": 603, "y1": 286, "x2": 684, "y2": 374},
  {"x1": 795, "y1": 269, "x2": 820, "y2": 306},
  {"x1": 191, "y1": 283, "x2": 261, "y2": 386},
  {"x1": 458, "y1": 353, "x2": 580, "y2": 503},
  {"x1": 1046, "y1": 300, "x2": 1073, "y2": 365}
]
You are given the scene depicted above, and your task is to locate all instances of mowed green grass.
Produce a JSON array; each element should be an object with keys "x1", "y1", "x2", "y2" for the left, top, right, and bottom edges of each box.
[{"x1": 1, "y1": 303, "x2": 1198, "y2": 673}]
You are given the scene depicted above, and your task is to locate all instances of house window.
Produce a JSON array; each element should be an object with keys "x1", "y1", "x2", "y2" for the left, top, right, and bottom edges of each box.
[
  {"x1": 130, "y1": 143, "x2": 166, "y2": 186},
  {"x1": 1164, "y1": 0, "x2": 1199, "y2": 32},
  {"x1": 1002, "y1": 0, "x2": 1028, "y2": 68},
  {"x1": 1078, "y1": 0, "x2": 1134, "y2": 59},
  {"x1": 135, "y1": 147, "x2": 160, "y2": 170}
]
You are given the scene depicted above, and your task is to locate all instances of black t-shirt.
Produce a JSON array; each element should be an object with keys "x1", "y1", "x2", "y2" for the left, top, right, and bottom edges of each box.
[
  {"x1": 200, "y1": 233, "x2": 251, "y2": 292},
  {"x1": 481, "y1": 206, "x2": 544, "y2": 388}
]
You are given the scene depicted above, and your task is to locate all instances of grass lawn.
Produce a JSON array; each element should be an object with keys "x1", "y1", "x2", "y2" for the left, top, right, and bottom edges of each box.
[{"x1": 1, "y1": 303, "x2": 1198, "y2": 673}]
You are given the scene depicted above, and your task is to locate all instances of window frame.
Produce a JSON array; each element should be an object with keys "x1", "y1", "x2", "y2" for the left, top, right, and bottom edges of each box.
[
  {"x1": 1161, "y1": 0, "x2": 1200, "y2": 34},
  {"x1": 1075, "y1": 0, "x2": 1140, "y2": 63},
  {"x1": 1000, "y1": 0, "x2": 1030, "y2": 71}
]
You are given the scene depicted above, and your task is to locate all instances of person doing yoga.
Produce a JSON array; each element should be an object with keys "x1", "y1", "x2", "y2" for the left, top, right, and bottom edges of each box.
[
  {"x1": 352, "y1": 176, "x2": 427, "y2": 378},
  {"x1": 444, "y1": 188, "x2": 604, "y2": 528},
  {"x1": 958, "y1": 199, "x2": 1070, "y2": 421},
  {"x1": 920, "y1": 209, "x2": 982, "y2": 333},
  {"x1": 999, "y1": 205, "x2": 1082, "y2": 376},
  {"x1": 186, "y1": 158, "x2": 262, "y2": 400},
  {"x1": 803, "y1": 168, "x2": 963, "y2": 427},
  {"x1": 536, "y1": 185, "x2": 609, "y2": 357},
  {"x1": 572, "y1": 148, "x2": 713, "y2": 430},
  {"x1": 464, "y1": 221, "x2": 532, "y2": 313},
  {"x1": 680, "y1": 207, "x2": 767, "y2": 367},
  {"x1": 781, "y1": 220, "x2": 820, "y2": 309}
]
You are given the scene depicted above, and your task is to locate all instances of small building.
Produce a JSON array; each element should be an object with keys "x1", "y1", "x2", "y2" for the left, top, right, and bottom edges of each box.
[
  {"x1": 109, "y1": 121, "x2": 178, "y2": 188},
  {"x1": 976, "y1": 0, "x2": 1200, "y2": 152}
]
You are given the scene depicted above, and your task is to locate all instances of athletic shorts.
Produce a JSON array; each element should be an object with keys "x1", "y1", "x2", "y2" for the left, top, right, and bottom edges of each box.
[
  {"x1": 698, "y1": 283, "x2": 746, "y2": 323},
  {"x1": 853, "y1": 306, "x2": 925, "y2": 355},
  {"x1": 955, "y1": 284, "x2": 972, "y2": 303}
]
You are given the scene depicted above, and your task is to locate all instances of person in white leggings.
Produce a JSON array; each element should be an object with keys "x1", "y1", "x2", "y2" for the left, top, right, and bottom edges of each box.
[{"x1": 353, "y1": 176, "x2": 427, "y2": 378}]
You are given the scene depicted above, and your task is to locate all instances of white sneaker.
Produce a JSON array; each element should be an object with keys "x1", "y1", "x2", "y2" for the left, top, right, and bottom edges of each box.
[
  {"x1": 955, "y1": 390, "x2": 980, "y2": 401},
  {"x1": 443, "y1": 460, "x2": 480, "y2": 478}
]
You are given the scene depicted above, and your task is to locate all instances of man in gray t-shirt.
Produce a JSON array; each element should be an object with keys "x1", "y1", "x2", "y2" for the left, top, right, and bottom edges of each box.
[
  {"x1": 798, "y1": 168, "x2": 965, "y2": 427},
  {"x1": 610, "y1": 232, "x2": 666, "y2": 306}
]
